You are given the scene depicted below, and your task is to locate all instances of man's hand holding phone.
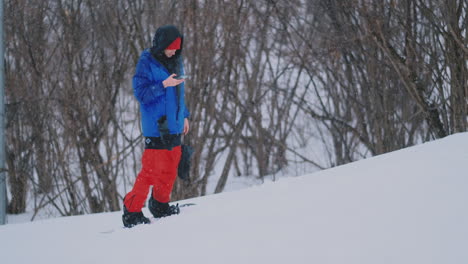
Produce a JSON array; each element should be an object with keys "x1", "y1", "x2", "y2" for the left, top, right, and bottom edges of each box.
[{"x1": 163, "y1": 74, "x2": 186, "y2": 88}]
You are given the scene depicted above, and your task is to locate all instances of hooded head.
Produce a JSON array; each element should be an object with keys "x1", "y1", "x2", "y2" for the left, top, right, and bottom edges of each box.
[{"x1": 150, "y1": 25, "x2": 184, "y2": 74}]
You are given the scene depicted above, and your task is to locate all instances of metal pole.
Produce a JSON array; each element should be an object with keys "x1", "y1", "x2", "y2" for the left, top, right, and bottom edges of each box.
[{"x1": 0, "y1": 0, "x2": 7, "y2": 225}]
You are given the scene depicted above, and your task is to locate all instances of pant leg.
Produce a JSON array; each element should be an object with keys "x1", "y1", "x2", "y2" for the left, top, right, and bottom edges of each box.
[
  {"x1": 123, "y1": 149, "x2": 154, "y2": 212},
  {"x1": 151, "y1": 146, "x2": 181, "y2": 203}
]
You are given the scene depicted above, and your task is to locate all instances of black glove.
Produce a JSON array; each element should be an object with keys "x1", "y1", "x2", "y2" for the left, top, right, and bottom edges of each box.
[
  {"x1": 178, "y1": 145, "x2": 194, "y2": 181},
  {"x1": 157, "y1": 116, "x2": 170, "y2": 144}
]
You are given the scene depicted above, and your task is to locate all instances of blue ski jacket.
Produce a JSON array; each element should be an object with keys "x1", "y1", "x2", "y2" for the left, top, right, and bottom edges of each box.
[{"x1": 133, "y1": 49, "x2": 190, "y2": 137}]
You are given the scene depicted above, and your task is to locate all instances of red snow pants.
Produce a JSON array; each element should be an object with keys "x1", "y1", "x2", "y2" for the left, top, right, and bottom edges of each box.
[{"x1": 124, "y1": 146, "x2": 181, "y2": 212}]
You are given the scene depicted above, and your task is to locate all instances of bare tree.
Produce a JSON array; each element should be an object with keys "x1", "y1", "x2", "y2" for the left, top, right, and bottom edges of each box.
[{"x1": 4, "y1": 0, "x2": 466, "y2": 218}]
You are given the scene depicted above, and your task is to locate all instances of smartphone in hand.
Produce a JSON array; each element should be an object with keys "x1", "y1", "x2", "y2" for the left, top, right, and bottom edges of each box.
[{"x1": 174, "y1": 75, "x2": 188, "y2": 80}]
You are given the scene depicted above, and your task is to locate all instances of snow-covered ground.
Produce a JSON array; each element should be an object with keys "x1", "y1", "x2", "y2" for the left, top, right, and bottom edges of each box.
[{"x1": 1, "y1": 132, "x2": 467, "y2": 264}]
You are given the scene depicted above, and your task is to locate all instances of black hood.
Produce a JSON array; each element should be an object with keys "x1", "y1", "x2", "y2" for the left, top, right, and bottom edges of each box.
[
  {"x1": 150, "y1": 25, "x2": 184, "y2": 75},
  {"x1": 151, "y1": 25, "x2": 184, "y2": 54}
]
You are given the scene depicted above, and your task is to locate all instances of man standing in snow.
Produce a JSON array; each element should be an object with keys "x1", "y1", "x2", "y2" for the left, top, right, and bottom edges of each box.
[{"x1": 122, "y1": 25, "x2": 190, "y2": 228}]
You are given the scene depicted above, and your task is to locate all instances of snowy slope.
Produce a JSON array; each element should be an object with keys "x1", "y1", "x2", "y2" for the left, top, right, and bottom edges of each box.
[{"x1": 1, "y1": 133, "x2": 468, "y2": 264}]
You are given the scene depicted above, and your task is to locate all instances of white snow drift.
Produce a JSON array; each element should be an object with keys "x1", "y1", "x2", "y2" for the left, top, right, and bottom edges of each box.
[{"x1": 1, "y1": 133, "x2": 467, "y2": 264}]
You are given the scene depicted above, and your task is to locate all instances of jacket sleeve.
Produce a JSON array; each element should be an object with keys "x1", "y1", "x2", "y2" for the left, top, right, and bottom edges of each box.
[
  {"x1": 180, "y1": 58, "x2": 191, "y2": 119},
  {"x1": 184, "y1": 102, "x2": 190, "y2": 119},
  {"x1": 133, "y1": 57, "x2": 165, "y2": 105}
]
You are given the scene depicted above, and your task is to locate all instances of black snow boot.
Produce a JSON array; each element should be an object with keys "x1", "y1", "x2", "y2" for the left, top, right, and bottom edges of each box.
[
  {"x1": 148, "y1": 195, "x2": 180, "y2": 218},
  {"x1": 122, "y1": 206, "x2": 150, "y2": 228}
]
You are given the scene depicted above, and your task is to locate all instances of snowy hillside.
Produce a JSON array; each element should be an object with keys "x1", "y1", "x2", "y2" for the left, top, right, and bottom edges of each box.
[{"x1": 1, "y1": 133, "x2": 468, "y2": 264}]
